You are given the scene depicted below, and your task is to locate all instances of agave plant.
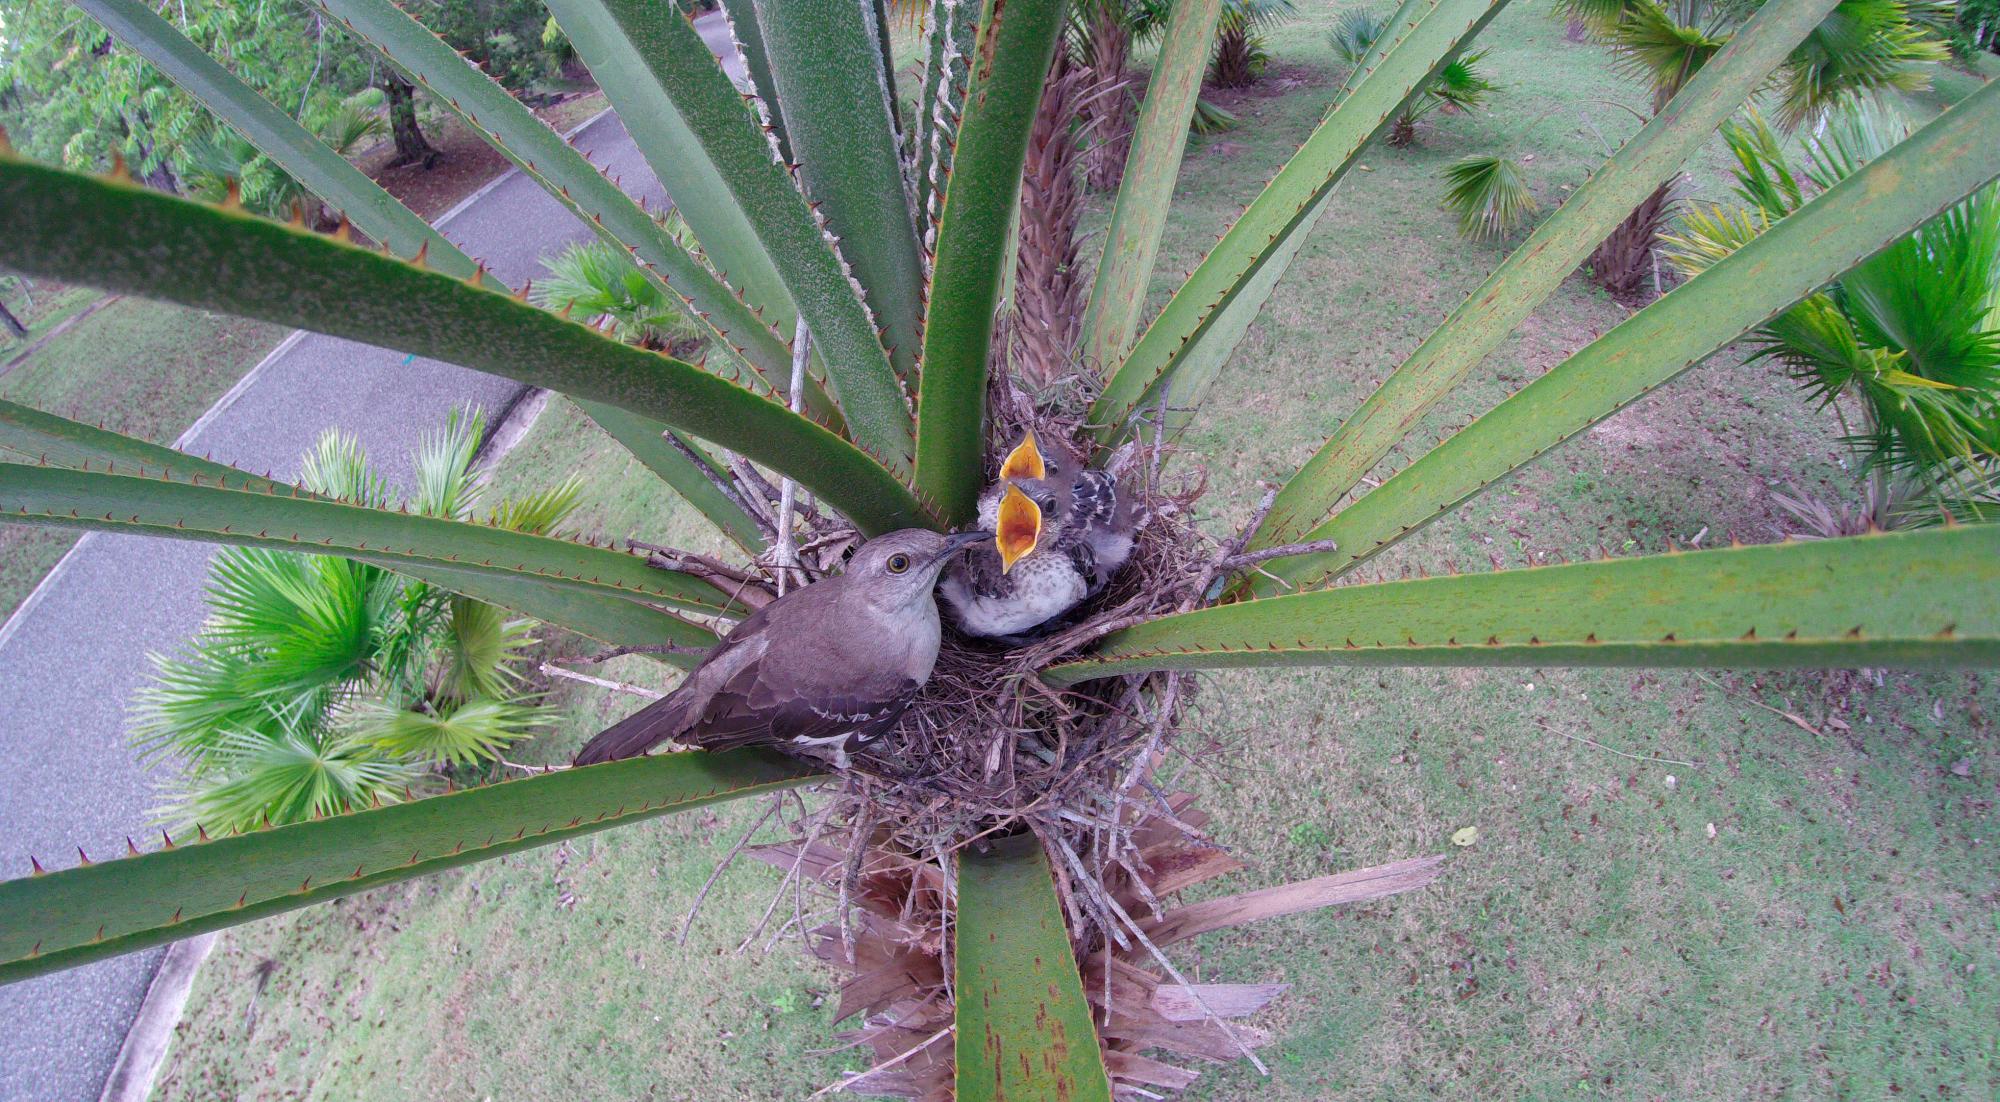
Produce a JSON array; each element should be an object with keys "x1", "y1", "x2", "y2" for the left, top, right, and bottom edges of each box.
[
  {"x1": 132, "y1": 413, "x2": 572, "y2": 833},
  {"x1": 1, "y1": 0, "x2": 1998, "y2": 1096},
  {"x1": 1663, "y1": 99, "x2": 2000, "y2": 523}
]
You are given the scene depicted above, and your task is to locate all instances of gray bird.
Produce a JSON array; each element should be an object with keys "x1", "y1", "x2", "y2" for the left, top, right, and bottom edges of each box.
[
  {"x1": 941, "y1": 431, "x2": 1137, "y2": 639},
  {"x1": 574, "y1": 529, "x2": 990, "y2": 767}
]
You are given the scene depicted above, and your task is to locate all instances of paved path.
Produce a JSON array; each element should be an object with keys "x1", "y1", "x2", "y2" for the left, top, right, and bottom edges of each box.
[{"x1": 0, "y1": 18, "x2": 748, "y2": 1092}]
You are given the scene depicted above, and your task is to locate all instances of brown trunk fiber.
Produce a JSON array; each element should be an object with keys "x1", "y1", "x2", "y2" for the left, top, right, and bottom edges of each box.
[
  {"x1": 1209, "y1": 28, "x2": 1255, "y2": 89},
  {"x1": 1082, "y1": 7, "x2": 1134, "y2": 192},
  {"x1": 1012, "y1": 56, "x2": 1094, "y2": 394},
  {"x1": 382, "y1": 74, "x2": 441, "y2": 170},
  {"x1": 1387, "y1": 114, "x2": 1417, "y2": 146},
  {"x1": 1588, "y1": 182, "x2": 1673, "y2": 300}
]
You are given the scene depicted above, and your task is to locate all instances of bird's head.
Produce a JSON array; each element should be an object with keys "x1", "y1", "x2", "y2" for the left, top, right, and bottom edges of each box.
[
  {"x1": 847, "y1": 528, "x2": 992, "y2": 608},
  {"x1": 978, "y1": 431, "x2": 1078, "y2": 573}
]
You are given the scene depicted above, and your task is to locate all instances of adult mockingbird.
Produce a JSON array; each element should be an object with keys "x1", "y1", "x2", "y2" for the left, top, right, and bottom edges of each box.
[
  {"x1": 941, "y1": 430, "x2": 1136, "y2": 639},
  {"x1": 574, "y1": 528, "x2": 990, "y2": 766}
]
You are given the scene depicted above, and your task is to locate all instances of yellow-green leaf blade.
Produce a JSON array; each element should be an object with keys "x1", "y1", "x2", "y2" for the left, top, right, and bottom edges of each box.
[
  {"x1": 1044, "y1": 527, "x2": 2000, "y2": 685},
  {"x1": 0, "y1": 750, "x2": 820, "y2": 985},
  {"x1": 955, "y1": 834, "x2": 1114, "y2": 1102},
  {"x1": 0, "y1": 157, "x2": 929, "y2": 534},
  {"x1": 1253, "y1": 76, "x2": 2000, "y2": 592}
]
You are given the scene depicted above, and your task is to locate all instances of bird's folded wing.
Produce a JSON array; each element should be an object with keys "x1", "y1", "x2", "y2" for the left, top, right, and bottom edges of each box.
[{"x1": 683, "y1": 663, "x2": 921, "y2": 752}]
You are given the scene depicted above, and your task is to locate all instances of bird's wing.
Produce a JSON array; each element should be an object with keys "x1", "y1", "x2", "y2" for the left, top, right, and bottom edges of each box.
[
  {"x1": 953, "y1": 547, "x2": 1015, "y2": 600},
  {"x1": 1068, "y1": 469, "x2": 1120, "y2": 527},
  {"x1": 570, "y1": 607, "x2": 776, "y2": 765},
  {"x1": 683, "y1": 660, "x2": 920, "y2": 752}
]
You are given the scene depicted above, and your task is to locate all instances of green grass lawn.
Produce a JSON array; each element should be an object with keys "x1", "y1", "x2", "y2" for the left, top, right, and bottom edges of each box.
[
  {"x1": 153, "y1": 6, "x2": 2000, "y2": 1100},
  {"x1": 0, "y1": 297, "x2": 286, "y2": 620}
]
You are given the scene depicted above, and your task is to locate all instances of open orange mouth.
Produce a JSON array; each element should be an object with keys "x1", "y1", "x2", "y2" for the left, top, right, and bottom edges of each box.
[
  {"x1": 998, "y1": 430, "x2": 1046, "y2": 481},
  {"x1": 995, "y1": 485, "x2": 1042, "y2": 573}
]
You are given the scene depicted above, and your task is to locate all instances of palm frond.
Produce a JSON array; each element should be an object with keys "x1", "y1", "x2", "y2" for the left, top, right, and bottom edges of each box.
[
  {"x1": 437, "y1": 595, "x2": 537, "y2": 703},
  {"x1": 1779, "y1": 0, "x2": 1950, "y2": 128},
  {"x1": 485, "y1": 474, "x2": 585, "y2": 537},
  {"x1": 413, "y1": 407, "x2": 486, "y2": 521},
  {"x1": 297, "y1": 428, "x2": 392, "y2": 508},
  {"x1": 1608, "y1": 0, "x2": 1728, "y2": 102},
  {"x1": 349, "y1": 697, "x2": 551, "y2": 769},
  {"x1": 1329, "y1": 8, "x2": 1391, "y2": 63},
  {"x1": 1441, "y1": 154, "x2": 1540, "y2": 240},
  {"x1": 160, "y1": 726, "x2": 424, "y2": 832}
]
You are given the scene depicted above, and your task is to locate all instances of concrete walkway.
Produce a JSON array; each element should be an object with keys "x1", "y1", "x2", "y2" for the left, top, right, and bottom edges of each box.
[{"x1": 0, "y1": 17, "x2": 752, "y2": 1091}]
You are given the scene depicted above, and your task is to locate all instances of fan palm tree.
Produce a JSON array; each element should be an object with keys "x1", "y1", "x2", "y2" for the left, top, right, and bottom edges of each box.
[
  {"x1": 1664, "y1": 99, "x2": 2000, "y2": 525},
  {"x1": 1562, "y1": 0, "x2": 1949, "y2": 295},
  {"x1": 133, "y1": 413, "x2": 573, "y2": 833},
  {"x1": 1, "y1": 0, "x2": 1998, "y2": 1098},
  {"x1": 1441, "y1": 152, "x2": 1540, "y2": 239},
  {"x1": 1387, "y1": 48, "x2": 1499, "y2": 145}
]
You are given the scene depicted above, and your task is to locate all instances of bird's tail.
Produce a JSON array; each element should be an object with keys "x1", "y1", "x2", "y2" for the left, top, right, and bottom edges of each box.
[{"x1": 573, "y1": 692, "x2": 693, "y2": 766}]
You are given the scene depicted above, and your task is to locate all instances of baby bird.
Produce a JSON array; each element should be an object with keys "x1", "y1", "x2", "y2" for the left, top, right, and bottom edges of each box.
[{"x1": 941, "y1": 430, "x2": 1137, "y2": 640}]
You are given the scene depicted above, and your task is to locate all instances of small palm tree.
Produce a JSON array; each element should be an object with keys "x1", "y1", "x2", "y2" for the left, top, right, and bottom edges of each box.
[
  {"x1": 1441, "y1": 153, "x2": 1540, "y2": 240},
  {"x1": 133, "y1": 413, "x2": 573, "y2": 833},
  {"x1": 1664, "y1": 99, "x2": 2000, "y2": 525},
  {"x1": 1330, "y1": 7, "x2": 1392, "y2": 64},
  {"x1": 1562, "y1": 0, "x2": 1949, "y2": 295},
  {"x1": 1, "y1": 0, "x2": 1998, "y2": 1096},
  {"x1": 1208, "y1": 0, "x2": 1298, "y2": 87},
  {"x1": 531, "y1": 237, "x2": 705, "y2": 353},
  {"x1": 1388, "y1": 49, "x2": 1498, "y2": 146}
]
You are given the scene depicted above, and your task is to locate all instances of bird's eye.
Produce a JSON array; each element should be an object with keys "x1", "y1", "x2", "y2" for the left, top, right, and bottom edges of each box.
[
  {"x1": 1038, "y1": 495, "x2": 1057, "y2": 511},
  {"x1": 886, "y1": 553, "x2": 911, "y2": 574}
]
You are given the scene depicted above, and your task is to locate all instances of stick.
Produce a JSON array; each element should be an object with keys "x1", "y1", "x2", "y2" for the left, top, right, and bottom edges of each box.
[
  {"x1": 1103, "y1": 879, "x2": 1270, "y2": 1076},
  {"x1": 772, "y1": 317, "x2": 811, "y2": 595},
  {"x1": 661, "y1": 431, "x2": 776, "y2": 541},
  {"x1": 1218, "y1": 537, "x2": 1341, "y2": 573},
  {"x1": 1692, "y1": 672, "x2": 1822, "y2": 738},
  {"x1": 1534, "y1": 718, "x2": 1702, "y2": 767},
  {"x1": 571, "y1": 642, "x2": 710, "y2": 664},
  {"x1": 808, "y1": 1025, "x2": 954, "y2": 1099},
  {"x1": 538, "y1": 663, "x2": 662, "y2": 699},
  {"x1": 679, "y1": 796, "x2": 781, "y2": 944}
]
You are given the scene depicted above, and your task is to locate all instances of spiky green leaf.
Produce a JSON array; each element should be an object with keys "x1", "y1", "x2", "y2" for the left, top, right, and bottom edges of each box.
[
  {"x1": 1046, "y1": 526, "x2": 2000, "y2": 685},
  {"x1": 0, "y1": 158, "x2": 929, "y2": 534},
  {"x1": 0, "y1": 750, "x2": 820, "y2": 984},
  {"x1": 0, "y1": 462, "x2": 745, "y2": 614},
  {"x1": 1089, "y1": 0, "x2": 1512, "y2": 442},
  {"x1": 1252, "y1": 75, "x2": 2000, "y2": 592},
  {"x1": 754, "y1": 0, "x2": 926, "y2": 380},
  {"x1": 954, "y1": 834, "x2": 1114, "y2": 1102},
  {"x1": 545, "y1": 0, "x2": 914, "y2": 469},
  {"x1": 914, "y1": 0, "x2": 1068, "y2": 525}
]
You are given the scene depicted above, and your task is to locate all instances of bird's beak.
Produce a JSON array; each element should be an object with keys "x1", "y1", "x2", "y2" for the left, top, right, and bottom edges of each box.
[
  {"x1": 998, "y1": 430, "x2": 1046, "y2": 482},
  {"x1": 930, "y1": 529, "x2": 993, "y2": 566},
  {"x1": 995, "y1": 485, "x2": 1041, "y2": 574}
]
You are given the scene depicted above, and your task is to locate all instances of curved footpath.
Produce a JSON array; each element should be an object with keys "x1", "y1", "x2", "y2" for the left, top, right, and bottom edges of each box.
[{"x1": 0, "y1": 16, "x2": 744, "y2": 1094}]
